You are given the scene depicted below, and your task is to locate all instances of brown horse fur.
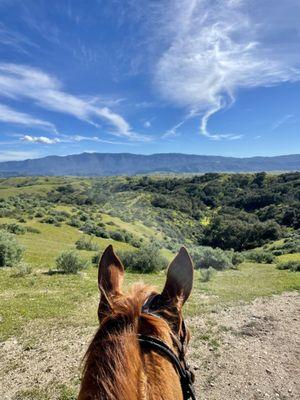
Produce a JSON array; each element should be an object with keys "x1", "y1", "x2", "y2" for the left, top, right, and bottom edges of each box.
[{"x1": 78, "y1": 245, "x2": 194, "y2": 400}]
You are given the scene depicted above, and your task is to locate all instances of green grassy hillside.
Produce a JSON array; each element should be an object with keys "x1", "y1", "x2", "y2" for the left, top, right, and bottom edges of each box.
[{"x1": 0, "y1": 173, "x2": 299, "y2": 330}]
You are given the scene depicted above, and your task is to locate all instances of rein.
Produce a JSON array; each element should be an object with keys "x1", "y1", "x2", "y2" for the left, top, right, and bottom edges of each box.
[{"x1": 138, "y1": 295, "x2": 197, "y2": 400}]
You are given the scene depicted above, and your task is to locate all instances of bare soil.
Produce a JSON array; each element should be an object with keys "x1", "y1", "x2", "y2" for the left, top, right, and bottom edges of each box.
[
  {"x1": 0, "y1": 292, "x2": 299, "y2": 400},
  {"x1": 190, "y1": 292, "x2": 300, "y2": 400}
]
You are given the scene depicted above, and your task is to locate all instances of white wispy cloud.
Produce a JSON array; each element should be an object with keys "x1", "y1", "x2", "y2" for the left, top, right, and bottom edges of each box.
[
  {"x1": 153, "y1": 0, "x2": 300, "y2": 139},
  {"x1": 271, "y1": 114, "x2": 293, "y2": 131},
  {"x1": 0, "y1": 22, "x2": 38, "y2": 54},
  {"x1": 0, "y1": 63, "x2": 149, "y2": 141},
  {"x1": 162, "y1": 119, "x2": 186, "y2": 139},
  {"x1": 0, "y1": 103, "x2": 55, "y2": 131},
  {"x1": 21, "y1": 135, "x2": 60, "y2": 144},
  {"x1": 19, "y1": 134, "x2": 136, "y2": 146},
  {"x1": 63, "y1": 134, "x2": 137, "y2": 145}
]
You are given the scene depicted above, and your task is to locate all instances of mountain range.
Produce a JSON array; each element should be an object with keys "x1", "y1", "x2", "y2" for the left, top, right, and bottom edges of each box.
[{"x1": 0, "y1": 153, "x2": 299, "y2": 176}]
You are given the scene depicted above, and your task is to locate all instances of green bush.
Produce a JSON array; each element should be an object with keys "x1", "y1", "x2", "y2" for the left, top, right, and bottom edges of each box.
[
  {"x1": 192, "y1": 247, "x2": 233, "y2": 270},
  {"x1": 0, "y1": 223, "x2": 26, "y2": 235},
  {"x1": 56, "y1": 251, "x2": 88, "y2": 274},
  {"x1": 0, "y1": 229, "x2": 24, "y2": 267},
  {"x1": 269, "y1": 236, "x2": 300, "y2": 255},
  {"x1": 277, "y1": 260, "x2": 300, "y2": 272},
  {"x1": 75, "y1": 236, "x2": 99, "y2": 251},
  {"x1": 230, "y1": 251, "x2": 245, "y2": 266},
  {"x1": 109, "y1": 231, "x2": 125, "y2": 242},
  {"x1": 91, "y1": 253, "x2": 100, "y2": 265},
  {"x1": 272, "y1": 249, "x2": 284, "y2": 256},
  {"x1": 199, "y1": 267, "x2": 215, "y2": 282},
  {"x1": 26, "y1": 226, "x2": 41, "y2": 234},
  {"x1": 68, "y1": 217, "x2": 82, "y2": 228},
  {"x1": 119, "y1": 243, "x2": 168, "y2": 273},
  {"x1": 42, "y1": 216, "x2": 58, "y2": 225},
  {"x1": 81, "y1": 223, "x2": 109, "y2": 238},
  {"x1": 245, "y1": 250, "x2": 275, "y2": 264},
  {"x1": 10, "y1": 262, "x2": 32, "y2": 277}
]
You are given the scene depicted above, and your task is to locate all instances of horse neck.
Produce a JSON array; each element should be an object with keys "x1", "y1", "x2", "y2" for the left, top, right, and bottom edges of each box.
[
  {"x1": 142, "y1": 351, "x2": 184, "y2": 400},
  {"x1": 78, "y1": 330, "x2": 183, "y2": 400},
  {"x1": 79, "y1": 330, "x2": 142, "y2": 400}
]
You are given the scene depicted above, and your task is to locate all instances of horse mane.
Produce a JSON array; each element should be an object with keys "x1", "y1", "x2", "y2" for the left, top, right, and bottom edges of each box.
[{"x1": 79, "y1": 283, "x2": 181, "y2": 400}]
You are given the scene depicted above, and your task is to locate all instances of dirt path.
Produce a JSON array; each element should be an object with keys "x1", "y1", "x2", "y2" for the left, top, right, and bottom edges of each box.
[
  {"x1": 190, "y1": 292, "x2": 300, "y2": 400},
  {"x1": 0, "y1": 292, "x2": 299, "y2": 399}
]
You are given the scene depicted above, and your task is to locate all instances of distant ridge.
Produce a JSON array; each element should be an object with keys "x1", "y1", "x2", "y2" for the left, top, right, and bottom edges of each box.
[{"x1": 0, "y1": 153, "x2": 299, "y2": 176}]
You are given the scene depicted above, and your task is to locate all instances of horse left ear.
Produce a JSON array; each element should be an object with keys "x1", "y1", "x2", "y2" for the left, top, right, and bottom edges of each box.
[
  {"x1": 98, "y1": 245, "x2": 124, "y2": 319},
  {"x1": 161, "y1": 247, "x2": 194, "y2": 307}
]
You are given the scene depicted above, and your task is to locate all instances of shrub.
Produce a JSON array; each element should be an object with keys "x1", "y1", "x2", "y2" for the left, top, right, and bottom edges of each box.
[
  {"x1": 109, "y1": 231, "x2": 125, "y2": 242},
  {"x1": 119, "y1": 243, "x2": 168, "y2": 273},
  {"x1": 231, "y1": 252, "x2": 245, "y2": 266},
  {"x1": 26, "y1": 226, "x2": 41, "y2": 234},
  {"x1": 269, "y1": 236, "x2": 300, "y2": 255},
  {"x1": 91, "y1": 253, "x2": 100, "y2": 265},
  {"x1": 245, "y1": 250, "x2": 275, "y2": 264},
  {"x1": 192, "y1": 247, "x2": 233, "y2": 270},
  {"x1": 75, "y1": 236, "x2": 100, "y2": 251},
  {"x1": 10, "y1": 262, "x2": 32, "y2": 277},
  {"x1": 199, "y1": 267, "x2": 215, "y2": 282},
  {"x1": 56, "y1": 251, "x2": 88, "y2": 274},
  {"x1": 0, "y1": 223, "x2": 26, "y2": 235},
  {"x1": 68, "y1": 217, "x2": 82, "y2": 228},
  {"x1": 0, "y1": 229, "x2": 24, "y2": 267},
  {"x1": 79, "y1": 213, "x2": 89, "y2": 222},
  {"x1": 42, "y1": 216, "x2": 58, "y2": 224},
  {"x1": 81, "y1": 223, "x2": 109, "y2": 238},
  {"x1": 272, "y1": 249, "x2": 284, "y2": 256},
  {"x1": 277, "y1": 260, "x2": 300, "y2": 272}
]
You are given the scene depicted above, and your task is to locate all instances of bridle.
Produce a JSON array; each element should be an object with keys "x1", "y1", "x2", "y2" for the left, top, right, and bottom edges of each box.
[{"x1": 137, "y1": 294, "x2": 197, "y2": 400}]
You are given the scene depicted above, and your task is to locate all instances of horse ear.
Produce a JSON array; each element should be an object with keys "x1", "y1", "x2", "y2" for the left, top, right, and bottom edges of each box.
[
  {"x1": 161, "y1": 247, "x2": 194, "y2": 307},
  {"x1": 98, "y1": 244, "x2": 124, "y2": 295},
  {"x1": 98, "y1": 245, "x2": 124, "y2": 320}
]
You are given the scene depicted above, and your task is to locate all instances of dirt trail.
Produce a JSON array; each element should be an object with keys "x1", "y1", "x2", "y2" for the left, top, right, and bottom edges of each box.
[
  {"x1": 190, "y1": 292, "x2": 300, "y2": 400},
  {"x1": 0, "y1": 292, "x2": 299, "y2": 399}
]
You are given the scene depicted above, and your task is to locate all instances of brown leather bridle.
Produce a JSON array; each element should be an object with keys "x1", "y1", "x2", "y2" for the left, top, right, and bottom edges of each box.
[{"x1": 138, "y1": 294, "x2": 197, "y2": 400}]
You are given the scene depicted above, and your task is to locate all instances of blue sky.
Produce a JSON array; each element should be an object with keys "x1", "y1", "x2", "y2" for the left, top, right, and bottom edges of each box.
[{"x1": 0, "y1": 0, "x2": 299, "y2": 161}]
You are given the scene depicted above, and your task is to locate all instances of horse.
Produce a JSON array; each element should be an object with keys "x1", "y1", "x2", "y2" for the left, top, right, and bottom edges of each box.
[{"x1": 78, "y1": 244, "x2": 196, "y2": 400}]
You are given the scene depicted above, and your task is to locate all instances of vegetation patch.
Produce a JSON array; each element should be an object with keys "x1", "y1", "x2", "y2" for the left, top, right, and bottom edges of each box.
[
  {"x1": 0, "y1": 229, "x2": 24, "y2": 267},
  {"x1": 277, "y1": 260, "x2": 300, "y2": 272},
  {"x1": 119, "y1": 243, "x2": 168, "y2": 273},
  {"x1": 54, "y1": 251, "x2": 88, "y2": 274}
]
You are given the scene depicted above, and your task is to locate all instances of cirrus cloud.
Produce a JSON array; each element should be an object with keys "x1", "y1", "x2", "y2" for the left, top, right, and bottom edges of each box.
[
  {"x1": 0, "y1": 63, "x2": 149, "y2": 141},
  {"x1": 153, "y1": 0, "x2": 300, "y2": 139},
  {"x1": 0, "y1": 103, "x2": 55, "y2": 131}
]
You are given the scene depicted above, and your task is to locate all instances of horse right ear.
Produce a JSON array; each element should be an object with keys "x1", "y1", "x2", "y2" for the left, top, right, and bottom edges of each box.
[
  {"x1": 161, "y1": 247, "x2": 194, "y2": 308},
  {"x1": 98, "y1": 245, "x2": 124, "y2": 319}
]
